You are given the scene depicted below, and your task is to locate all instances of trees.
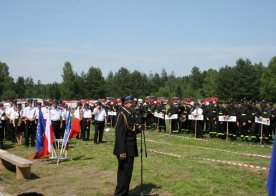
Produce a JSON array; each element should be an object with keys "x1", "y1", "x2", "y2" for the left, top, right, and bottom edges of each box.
[
  {"x1": 202, "y1": 69, "x2": 218, "y2": 97},
  {"x1": 0, "y1": 62, "x2": 16, "y2": 100},
  {"x1": 61, "y1": 62, "x2": 78, "y2": 100},
  {"x1": 216, "y1": 66, "x2": 236, "y2": 101},
  {"x1": 0, "y1": 57, "x2": 275, "y2": 101},
  {"x1": 84, "y1": 66, "x2": 105, "y2": 99},
  {"x1": 260, "y1": 56, "x2": 276, "y2": 101}
]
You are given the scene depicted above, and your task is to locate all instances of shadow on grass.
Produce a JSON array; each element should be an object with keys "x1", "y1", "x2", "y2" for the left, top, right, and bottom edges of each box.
[
  {"x1": 2, "y1": 143, "x2": 16, "y2": 150},
  {"x1": 30, "y1": 173, "x2": 40, "y2": 180},
  {"x1": 71, "y1": 155, "x2": 94, "y2": 161},
  {"x1": 129, "y1": 183, "x2": 161, "y2": 196},
  {"x1": 43, "y1": 155, "x2": 94, "y2": 165}
]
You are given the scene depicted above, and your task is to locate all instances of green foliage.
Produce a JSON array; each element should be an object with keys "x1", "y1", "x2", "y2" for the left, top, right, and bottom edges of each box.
[
  {"x1": 83, "y1": 66, "x2": 105, "y2": 99},
  {"x1": 260, "y1": 56, "x2": 276, "y2": 101},
  {"x1": 203, "y1": 68, "x2": 218, "y2": 97},
  {"x1": 61, "y1": 62, "x2": 78, "y2": 100},
  {"x1": 0, "y1": 56, "x2": 275, "y2": 101}
]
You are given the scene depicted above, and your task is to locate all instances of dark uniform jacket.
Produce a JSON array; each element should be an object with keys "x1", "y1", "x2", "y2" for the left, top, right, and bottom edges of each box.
[
  {"x1": 237, "y1": 105, "x2": 249, "y2": 123},
  {"x1": 113, "y1": 107, "x2": 138, "y2": 157},
  {"x1": 205, "y1": 105, "x2": 217, "y2": 120}
]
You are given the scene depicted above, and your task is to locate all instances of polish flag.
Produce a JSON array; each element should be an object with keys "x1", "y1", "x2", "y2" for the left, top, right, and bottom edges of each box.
[
  {"x1": 44, "y1": 109, "x2": 55, "y2": 154},
  {"x1": 69, "y1": 106, "x2": 81, "y2": 139}
]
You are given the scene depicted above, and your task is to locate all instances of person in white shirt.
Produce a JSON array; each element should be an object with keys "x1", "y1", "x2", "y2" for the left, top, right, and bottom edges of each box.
[
  {"x1": 23, "y1": 99, "x2": 37, "y2": 147},
  {"x1": 50, "y1": 100, "x2": 62, "y2": 139},
  {"x1": 61, "y1": 104, "x2": 70, "y2": 137},
  {"x1": 92, "y1": 101, "x2": 107, "y2": 144},
  {"x1": 11, "y1": 104, "x2": 23, "y2": 145},
  {"x1": 5, "y1": 100, "x2": 15, "y2": 142},
  {"x1": 191, "y1": 102, "x2": 204, "y2": 138},
  {"x1": 81, "y1": 103, "x2": 92, "y2": 140}
]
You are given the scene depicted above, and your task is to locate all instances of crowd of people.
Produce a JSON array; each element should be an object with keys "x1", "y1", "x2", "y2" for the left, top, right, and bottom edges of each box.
[
  {"x1": 140, "y1": 99, "x2": 275, "y2": 143},
  {"x1": 0, "y1": 97, "x2": 275, "y2": 150}
]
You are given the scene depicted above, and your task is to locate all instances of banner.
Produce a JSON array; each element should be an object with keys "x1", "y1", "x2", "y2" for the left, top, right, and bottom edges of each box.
[
  {"x1": 188, "y1": 114, "x2": 204, "y2": 121},
  {"x1": 154, "y1": 113, "x2": 178, "y2": 120},
  {"x1": 154, "y1": 112, "x2": 165, "y2": 119},
  {"x1": 218, "y1": 116, "x2": 237, "y2": 122},
  {"x1": 255, "y1": 116, "x2": 270, "y2": 126},
  {"x1": 166, "y1": 114, "x2": 178, "y2": 120},
  {"x1": 108, "y1": 111, "x2": 117, "y2": 116}
]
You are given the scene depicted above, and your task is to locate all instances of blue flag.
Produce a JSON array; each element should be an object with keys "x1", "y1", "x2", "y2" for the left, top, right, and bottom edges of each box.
[
  {"x1": 36, "y1": 109, "x2": 46, "y2": 154},
  {"x1": 62, "y1": 111, "x2": 71, "y2": 149},
  {"x1": 267, "y1": 137, "x2": 276, "y2": 196}
]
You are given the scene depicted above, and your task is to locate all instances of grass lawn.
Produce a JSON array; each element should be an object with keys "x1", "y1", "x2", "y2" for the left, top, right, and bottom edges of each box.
[{"x1": 0, "y1": 127, "x2": 272, "y2": 196}]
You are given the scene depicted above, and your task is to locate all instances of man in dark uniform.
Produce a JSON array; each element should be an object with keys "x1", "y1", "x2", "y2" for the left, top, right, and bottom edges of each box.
[
  {"x1": 258, "y1": 100, "x2": 271, "y2": 143},
  {"x1": 237, "y1": 100, "x2": 250, "y2": 141},
  {"x1": 157, "y1": 101, "x2": 166, "y2": 132},
  {"x1": 216, "y1": 101, "x2": 226, "y2": 138},
  {"x1": 133, "y1": 99, "x2": 146, "y2": 127},
  {"x1": 179, "y1": 102, "x2": 190, "y2": 133},
  {"x1": 248, "y1": 101, "x2": 259, "y2": 142},
  {"x1": 224, "y1": 101, "x2": 238, "y2": 140},
  {"x1": 114, "y1": 95, "x2": 139, "y2": 196},
  {"x1": 205, "y1": 101, "x2": 217, "y2": 137},
  {"x1": 167, "y1": 103, "x2": 178, "y2": 132}
]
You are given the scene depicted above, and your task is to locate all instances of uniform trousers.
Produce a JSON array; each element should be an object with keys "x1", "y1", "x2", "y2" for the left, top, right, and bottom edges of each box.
[
  {"x1": 114, "y1": 156, "x2": 134, "y2": 196},
  {"x1": 6, "y1": 121, "x2": 13, "y2": 141},
  {"x1": 94, "y1": 120, "x2": 105, "y2": 143},
  {"x1": 24, "y1": 120, "x2": 36, "y2": 146},
  {"x1": 158, "y1": 118, "x2": 166, "y2": 132},
  {"x1": 52, "y1": 120, "x2": 61, "y2": 139},
  {"x1": 81, "y1": 118, "x2": 91, "y2": 140}
]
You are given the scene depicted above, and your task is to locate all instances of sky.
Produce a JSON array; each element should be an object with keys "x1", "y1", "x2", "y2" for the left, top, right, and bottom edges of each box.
[{"x1": 0, "y1": 0, "x2": 276, "y2": 84}]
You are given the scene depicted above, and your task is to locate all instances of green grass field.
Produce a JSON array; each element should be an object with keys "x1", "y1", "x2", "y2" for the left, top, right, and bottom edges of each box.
[{"x1": 0, "y1": 128, "x2": 272, "y2": 196}]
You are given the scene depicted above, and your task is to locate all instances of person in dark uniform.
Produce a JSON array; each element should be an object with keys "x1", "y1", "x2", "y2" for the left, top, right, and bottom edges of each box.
[
  {"x1": 157, "y1": 101, "x2": 166, "y2": 132},
  {"x1": 224, "y1": 101, "x2": 238, "y2": 140},
  {"x1": 238, "y1": 100, "x2": 250, "y2": 141},
  {"x1": 113, "y1": 95, "x2": 139, "y2": 196},
  {"x1": 179, "y1": 102, "x2": 191, "y2": 133},
  {"x1": 205, "y1": 101, "x2": 217, "y2": 137},
  {"x1": 258, "y1": 100, "x2": 271, "y2": 143},
  {"x1": 133, "y1": 99, "x2": 147, "y2": 127},
  {"x1": 216, "y1": 101, "x2": 226, "y2": 139},
  {"x1": 248, "y1": 101, "x2": 259, "y2": 142},
  {"x1": 168, "y1": 103, "x2": 179, "y2": 132}
]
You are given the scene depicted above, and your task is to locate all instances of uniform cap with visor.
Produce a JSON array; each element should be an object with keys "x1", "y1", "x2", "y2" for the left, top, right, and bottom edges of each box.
[{"x1": 121, "y1": 95, "x2": 135, "y2": 105}]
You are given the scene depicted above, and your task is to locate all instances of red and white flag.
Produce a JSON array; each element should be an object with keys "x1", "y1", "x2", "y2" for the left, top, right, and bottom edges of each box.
[
  {"x1": 44, "y1": 109, "x2": 55, "y2": 154},
  {"x1": 69, "y1": 106, "x2": 81, "y2": 139},
  {"x1": 31, "y1": 108, "x2": 55, "y2": 159}
]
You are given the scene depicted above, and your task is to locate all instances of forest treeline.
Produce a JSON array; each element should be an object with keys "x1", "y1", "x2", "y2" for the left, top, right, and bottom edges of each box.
[{"x1": 1, "y1": 56, "x2": 276, "y2": 102}]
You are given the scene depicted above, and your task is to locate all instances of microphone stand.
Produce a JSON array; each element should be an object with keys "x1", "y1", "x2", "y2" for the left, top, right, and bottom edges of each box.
[{"x1": 140, "y1": 123, "x2": 147, "y2": 196}]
